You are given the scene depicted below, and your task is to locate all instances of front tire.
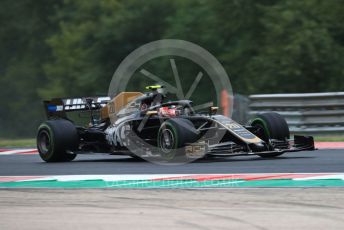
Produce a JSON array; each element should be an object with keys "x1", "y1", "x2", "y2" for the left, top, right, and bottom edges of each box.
[
  {"x1": 250, "y1": 112, "x2": 290, "y2": 158},
  {"x1": 157, "y1": 118, "x2": 199, "y2": 161},
  {"x1": 37, "y1": 119, "x2": 79, "y2": 162}
]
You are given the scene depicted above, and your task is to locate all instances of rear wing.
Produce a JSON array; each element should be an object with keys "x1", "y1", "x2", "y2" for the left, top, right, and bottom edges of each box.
[{"x1": 43, "y1": 96, "x2": 110, "y2": 119}]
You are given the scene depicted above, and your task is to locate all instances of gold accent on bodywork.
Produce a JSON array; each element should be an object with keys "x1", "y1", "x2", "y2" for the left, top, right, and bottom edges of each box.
[
  {"x1": 214, "y1": 120, "x2": 263, "y2": 144},
  {"x1": 101, "y1": 92, "x2": 144, "y2": 121},
  {"x1": 240, "y1": 136, "x2": 263, "y2": 144},
  {"x1": 146, "y1": 110, "x2": 158, "y2": 115}
]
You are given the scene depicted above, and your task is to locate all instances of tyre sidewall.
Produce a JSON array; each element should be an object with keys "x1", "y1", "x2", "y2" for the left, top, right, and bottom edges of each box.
[
  {"x1": 250, "y1": 112, "x2": 290, "y2": 158},
  {"x1": 157, "y1": 118, "x2": 199, "y2": 162},
  {"x1": 37, "y1": 120, "x2": 78, "y2": 162}
]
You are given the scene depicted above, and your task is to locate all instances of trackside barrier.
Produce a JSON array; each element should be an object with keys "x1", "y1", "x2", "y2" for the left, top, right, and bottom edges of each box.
[{"x1": 249, "y1": 92, "x2": 344, "y2": 135}]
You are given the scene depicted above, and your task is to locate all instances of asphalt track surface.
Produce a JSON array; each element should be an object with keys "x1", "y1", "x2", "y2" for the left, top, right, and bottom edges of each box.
[{"x1": 0, "y1": 149, "x2": 343, "y2": 176}]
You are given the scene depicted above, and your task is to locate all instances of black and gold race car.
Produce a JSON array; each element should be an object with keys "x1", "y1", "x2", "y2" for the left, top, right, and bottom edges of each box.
[{"x1": 37, "y1": 85, "x2": 315, "y2": 163}]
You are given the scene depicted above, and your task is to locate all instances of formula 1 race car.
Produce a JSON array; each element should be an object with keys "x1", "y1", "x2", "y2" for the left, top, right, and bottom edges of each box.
[{"x1": 37, "y1": 85, "x2": 315, "y2": 162}]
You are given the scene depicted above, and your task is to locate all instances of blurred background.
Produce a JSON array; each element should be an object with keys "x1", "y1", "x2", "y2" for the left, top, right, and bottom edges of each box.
[{"x1": 0, "y1": 0, "x2": 343, "y2": 140}]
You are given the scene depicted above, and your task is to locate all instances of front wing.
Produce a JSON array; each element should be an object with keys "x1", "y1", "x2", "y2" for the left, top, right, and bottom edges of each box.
[
  {"x1": 187, "y1": 135, "x2": 315, "y2": 158},
  {"x1": 206, "y1": 135, "x2": 315, "y2": 156}
]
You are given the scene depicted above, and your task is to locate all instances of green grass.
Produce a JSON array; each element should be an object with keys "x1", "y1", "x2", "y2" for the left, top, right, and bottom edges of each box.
[
  {"x1": 0, "y1": 138, "x2": 35, "y2": 148},
  {"x1": 314, "y1": 136, "x2": 344, "y2": 142}
]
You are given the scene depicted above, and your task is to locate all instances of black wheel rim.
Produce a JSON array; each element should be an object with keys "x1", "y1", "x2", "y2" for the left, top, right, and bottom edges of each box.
[
  {"x1": 158, "y1": 128, "x2": 178, "y2": 161},
  {"x1": 38, "y1": 130, "x2": 51, "y2": 155},
  {"x1": 254, "y1": 123, "x2": 269, "y2": 142},
  {"x1": 160, "y1": 129, "x2": 175, "y2": 153}
]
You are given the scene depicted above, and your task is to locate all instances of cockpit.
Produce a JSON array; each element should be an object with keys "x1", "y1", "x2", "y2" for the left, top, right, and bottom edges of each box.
[{"x1": 102, "y1": 85, "x2": 195, "y2": 123}]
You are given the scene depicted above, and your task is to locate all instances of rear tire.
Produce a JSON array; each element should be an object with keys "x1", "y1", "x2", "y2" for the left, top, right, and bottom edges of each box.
[
  {"x1": 37, "y1": 119, "x2": 78, "y2": 162},
  {"x1": 250, "y1": 112, "x2": 290, "y2": 158}
]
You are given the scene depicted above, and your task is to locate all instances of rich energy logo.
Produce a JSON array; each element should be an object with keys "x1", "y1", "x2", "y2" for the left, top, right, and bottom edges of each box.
[
  {"x1": 63, "y1": 97, "x2": 110, "y2": 111},
  {"x1": 48, "y1": 97, "x2": 110, "y2": 112}
]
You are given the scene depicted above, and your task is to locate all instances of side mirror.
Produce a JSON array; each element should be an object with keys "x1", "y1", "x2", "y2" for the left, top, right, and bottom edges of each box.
[{"x1": 209, "y1": 106, "x2": 218, "y2": 115}]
